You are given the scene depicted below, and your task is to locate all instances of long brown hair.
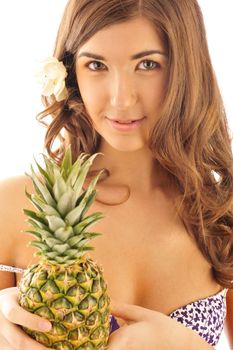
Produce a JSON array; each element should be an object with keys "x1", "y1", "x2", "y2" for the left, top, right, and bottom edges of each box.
[{"x1": 37, "y1": 0, "x2": 233, "y2": 288}]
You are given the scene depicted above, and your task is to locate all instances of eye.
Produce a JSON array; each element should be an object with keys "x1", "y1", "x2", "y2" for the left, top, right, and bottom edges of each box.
[
  {"x1": 85, "y1": 61, "x2": 106, "y2": 71},
  {"x1": 138, "y1": 59, "x2": 160, "y2": 70},
  {"x1": 85, "y1": 59, "x2": 160, "y2": 72}
]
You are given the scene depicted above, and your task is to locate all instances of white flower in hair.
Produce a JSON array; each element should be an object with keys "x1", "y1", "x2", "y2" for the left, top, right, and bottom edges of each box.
[{"x1": 35, "y1": 57, "x2": 68, "y2": 102}]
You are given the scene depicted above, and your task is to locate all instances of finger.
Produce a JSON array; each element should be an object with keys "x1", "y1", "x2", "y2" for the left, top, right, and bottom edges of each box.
[
  {"x1": 0, "y1": 313, "x2": 52, "y2": 350},
  {"x1": 110, "y1": 299, "x2": 154, "y2": 322},
  {"x1": 1, "y1": 291, "x2": 52, "y2": 332},
  {"x1": 0, "y1": 287, "x2": 18, "y2": 297},
  {"x1": 107, "y1": 326, "x2": 129, "y2": 350}
]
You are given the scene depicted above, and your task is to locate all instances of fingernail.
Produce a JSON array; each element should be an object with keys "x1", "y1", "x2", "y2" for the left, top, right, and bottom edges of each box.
[{"x1": 39, "y1": 321, "x2": 52, "y2": 331}]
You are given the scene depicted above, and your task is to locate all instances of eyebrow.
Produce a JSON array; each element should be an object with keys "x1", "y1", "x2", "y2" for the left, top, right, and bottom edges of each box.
[{"x1": 77, "y1": 49, "x2": 167, "y2": 60}]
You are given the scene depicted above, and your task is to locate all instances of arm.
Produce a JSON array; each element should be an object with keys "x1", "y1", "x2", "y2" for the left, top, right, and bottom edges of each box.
[
  {"x1": 0, "y1": 174, "x2": 35, "y2": 286},
  {"x1": 0, "y1": 176, "x2": 52, "y2": 350},
  {"x1": 0, "y1": 177, "x2": 18, "y2": 290},
  {"x1": 225, "y1": 289, "x2": 233, "y2": 350}
]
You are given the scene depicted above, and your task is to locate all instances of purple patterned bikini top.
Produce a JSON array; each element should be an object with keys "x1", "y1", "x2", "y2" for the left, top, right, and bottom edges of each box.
[
  {"x1": 110, "y1": 288, "x2": 228, "y2": 347},
  {"x1": 0, "y1": 264, "x2": 227, "y2": 347}
]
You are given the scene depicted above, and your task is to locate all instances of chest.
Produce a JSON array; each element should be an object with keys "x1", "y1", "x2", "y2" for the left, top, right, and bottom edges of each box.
[
  {"x1": 15, "y1": 189, "x2": 220, "y2": 315},
  {"x1": 88, "y1": 194, "x2": 219, "y2": 311}
]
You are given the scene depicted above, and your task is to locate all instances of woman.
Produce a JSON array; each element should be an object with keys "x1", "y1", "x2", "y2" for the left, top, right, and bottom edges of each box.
[{"x1": 0, "y1": 0, "x2": 232, "y2": 349}]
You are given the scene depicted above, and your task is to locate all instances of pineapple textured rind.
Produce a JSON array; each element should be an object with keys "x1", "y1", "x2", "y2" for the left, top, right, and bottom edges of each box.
[
  {"x1": 18, "y1": 148, "x2": 111, "y2": 349},
  {"x1": 19, "y1": 258, "x2": 111, "y2": 349}
]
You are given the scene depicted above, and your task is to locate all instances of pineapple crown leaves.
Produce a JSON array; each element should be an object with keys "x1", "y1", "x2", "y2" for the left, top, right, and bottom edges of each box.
[{"x1": 23, "y1": 147, "x2": 106, "y2": 265}]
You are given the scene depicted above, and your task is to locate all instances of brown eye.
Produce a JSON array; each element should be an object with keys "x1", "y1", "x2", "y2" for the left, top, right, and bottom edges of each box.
[
  {"x1": 86, "y1": 61, "x2": 106, "y2": 71},
  {"x1": 138, "y1": 60, "x2": 160, "y2": 70},
  {"x1": 85, "y1": 59, "x2": 160, "y2": 72}
]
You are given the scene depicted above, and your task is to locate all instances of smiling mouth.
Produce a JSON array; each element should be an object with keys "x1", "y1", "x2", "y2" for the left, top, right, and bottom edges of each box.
[
  {"x1": 115, "y1": 120, "x2": 135, "y2": 124},
  {"x1": 106, "y1": 117, "x2": 146, "y2": 131},
  {"x1": 106, "y1": 117, "x2": 145, "y2": 124}
]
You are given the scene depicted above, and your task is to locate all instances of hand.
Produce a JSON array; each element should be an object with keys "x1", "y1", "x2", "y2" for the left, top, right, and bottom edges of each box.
[
  {"x1": 0, "y1": 287, "x2": 52, "y2": 350},
  {"x1": 108, "y1": 300, "x2": 192, "y2": 350}
]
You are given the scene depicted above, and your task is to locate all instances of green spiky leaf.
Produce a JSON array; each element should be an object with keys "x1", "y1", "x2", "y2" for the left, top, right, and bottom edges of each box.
[
  {"x1": 29, "y1": 166, "x2": 56, "y2": 207},
  {"x1": 23, "y1": 209, "x2": 47, "y2": 225},
  {"x1": 54, "y1": 226, "x2": 73, "y2": 242},
  {"x1": 57, "y1": 187, "x2": 76, "y2": 217},
  {"x1": 23, "y1": 148, "x2": 105, "y2": 264},
  {"x1": 53, "y1": 175, "x2": 67, "y2": 203},
  {"x1": 33, "y1": 155, "x2": 53, "y2": 189},
  {"x1": 73, "y1": 212, "x2": 105, "y2": 235},
  {"x1": 46, "y1": 216, "x2": 66, "y2": 231}
]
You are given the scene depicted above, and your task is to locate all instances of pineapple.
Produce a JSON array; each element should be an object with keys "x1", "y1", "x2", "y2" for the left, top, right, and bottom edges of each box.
[{"x1": 18, "y1": 148, "x2": 111, "y2": 350}]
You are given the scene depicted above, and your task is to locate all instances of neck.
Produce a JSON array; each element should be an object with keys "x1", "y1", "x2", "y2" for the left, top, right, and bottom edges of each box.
[{"x1": 90, "y1": 140, "x2": 169, "y2": 195}]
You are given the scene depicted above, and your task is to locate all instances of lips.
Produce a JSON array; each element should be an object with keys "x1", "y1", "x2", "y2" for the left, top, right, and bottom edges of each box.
[
  {"x1": 115, "y1": 120, "x2": 135, "y2": 124},
  {"x1": 106, "y1": 117, "x2": 145, "y2": 131},
  {"x1": 107, "y1": 117, "x2": 144, "y2": 124}
]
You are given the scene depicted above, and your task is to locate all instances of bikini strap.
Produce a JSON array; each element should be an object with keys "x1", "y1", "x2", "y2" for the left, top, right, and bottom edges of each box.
[{"x1": 0, "y1": 264, "x2": 25, "y2": 274}]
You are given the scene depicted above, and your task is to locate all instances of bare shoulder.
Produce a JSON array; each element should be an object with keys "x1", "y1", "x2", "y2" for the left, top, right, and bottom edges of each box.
[{"x1": 0, "y1": 175, "x2": 34, "y2": 265}]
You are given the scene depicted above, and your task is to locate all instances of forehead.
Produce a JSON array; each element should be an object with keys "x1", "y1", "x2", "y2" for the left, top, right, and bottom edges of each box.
[{"x1": 77, "y1": 17, "x2": 166, "y2": 59}]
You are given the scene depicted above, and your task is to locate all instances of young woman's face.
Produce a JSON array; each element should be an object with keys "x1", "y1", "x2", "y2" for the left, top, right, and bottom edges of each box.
[{"x1": 75, "y1": 17, "x2": 168, "y2": 152}]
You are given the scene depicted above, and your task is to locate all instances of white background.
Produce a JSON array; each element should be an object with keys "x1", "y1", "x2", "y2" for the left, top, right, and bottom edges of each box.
[{"x1": 0, "y1": 2, "x2": 232, "y2": 349}]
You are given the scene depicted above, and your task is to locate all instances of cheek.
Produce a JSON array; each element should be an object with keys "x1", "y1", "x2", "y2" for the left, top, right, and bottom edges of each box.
[
  {"x1": 141, "y1": 77, "x2": 167, "y2": 109},
  {"x1": 79, "y1": 81, "x2": 97, "y2": 105},
  {"x1": 77, "y1": 72, "x2": 104, "y2": 114},
  {"x1": 154, "y1": 73, "x2": 168, "y2": 104}
]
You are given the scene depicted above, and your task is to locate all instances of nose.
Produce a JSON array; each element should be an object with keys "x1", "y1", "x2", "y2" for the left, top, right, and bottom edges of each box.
[{"x1": 110, "y1": 72, "x2": 137, "y2": 109}]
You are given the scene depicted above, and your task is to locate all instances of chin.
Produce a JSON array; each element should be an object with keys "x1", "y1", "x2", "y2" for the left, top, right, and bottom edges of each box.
[{"x1": 108, "y1": 140, "x2": 146, "y2": 153}]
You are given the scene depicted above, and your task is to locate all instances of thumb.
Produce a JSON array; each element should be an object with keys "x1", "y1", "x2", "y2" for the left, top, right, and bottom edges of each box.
[
  {"x1": 110, "y1": 299, "x2": 153, "y2": 323},
  {"x1": 1, "y1": 289, "x2": 52, "y2": 332}
]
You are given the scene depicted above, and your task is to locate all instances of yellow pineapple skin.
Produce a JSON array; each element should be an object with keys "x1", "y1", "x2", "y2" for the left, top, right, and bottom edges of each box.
[{"x1": 18, "y1": 256, "x2": 111, "y2": 350}]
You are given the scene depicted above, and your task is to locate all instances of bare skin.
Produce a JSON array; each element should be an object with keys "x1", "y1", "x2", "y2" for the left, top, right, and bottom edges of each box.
[
  {"x1": 2, "y1": 174, "x2": 222, "y2": 314},
  {"x1": 75, "y1": 17, "x2": 169, "y2": 194},
  {"x1": 75, "y1": 16, "x2": 223, "y2": 311},
  {"x1": 0, "y1": 16, "x2": 227, "y2": 349}
]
